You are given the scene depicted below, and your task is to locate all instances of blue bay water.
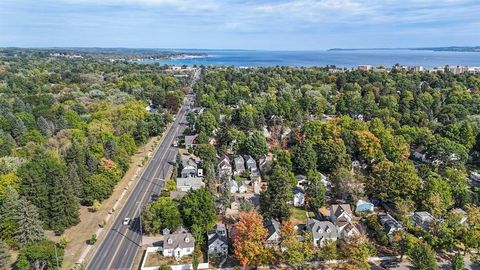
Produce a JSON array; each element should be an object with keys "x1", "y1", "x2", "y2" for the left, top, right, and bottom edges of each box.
[{"x1": 141, "y1": 49, "x2": 480, "y2": 68}]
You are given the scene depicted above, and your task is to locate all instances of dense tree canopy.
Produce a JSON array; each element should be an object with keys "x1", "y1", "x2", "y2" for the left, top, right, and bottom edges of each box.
[
  {"x1": 142, "y1": 197, "x2": 182, "y2": 234},
  {"x1": 0, "y1": 52, "x2": 186, "y2": 265},
  {"x1": 179, "y1": 189, "x2": 216, "y2": 243}
]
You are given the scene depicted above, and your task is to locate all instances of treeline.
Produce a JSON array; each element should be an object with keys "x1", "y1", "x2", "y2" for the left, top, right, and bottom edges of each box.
[{"x1": 0, "y1": 52, "x2": 185, "y2": 268}]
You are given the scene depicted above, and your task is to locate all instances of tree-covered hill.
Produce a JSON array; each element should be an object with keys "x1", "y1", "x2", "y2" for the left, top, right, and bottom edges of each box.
[{"x1": 0, "y1": 51, "x2": 186, "y2": 261}]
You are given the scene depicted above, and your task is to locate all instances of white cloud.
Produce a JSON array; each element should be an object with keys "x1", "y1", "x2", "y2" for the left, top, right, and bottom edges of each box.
[
  {"x1": 59, "y1": 0, "x2": 220, "y2": 10},
  {"x1": 253, "y1": 0, "x2": 480, "y2": 26}
]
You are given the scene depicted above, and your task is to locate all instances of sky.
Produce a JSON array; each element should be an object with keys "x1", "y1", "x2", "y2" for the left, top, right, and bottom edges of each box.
[{"x1": 0, "y1": 0, "x2": 479, "y2": 50}]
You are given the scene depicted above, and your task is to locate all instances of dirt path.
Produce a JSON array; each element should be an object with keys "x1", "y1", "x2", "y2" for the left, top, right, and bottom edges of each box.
[{"x1": 45, "y1": 125, "x2": 170, "y2": 270}]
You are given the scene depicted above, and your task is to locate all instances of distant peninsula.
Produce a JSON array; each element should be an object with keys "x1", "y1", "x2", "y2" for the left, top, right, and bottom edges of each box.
[{"x1": 329, "y1": 46, "x2": 480, "y2": 52}]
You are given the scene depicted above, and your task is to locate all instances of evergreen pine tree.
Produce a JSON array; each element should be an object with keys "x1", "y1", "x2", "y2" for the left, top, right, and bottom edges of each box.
[
  {"x1": 0, "y1": 186, "x2": 20, "y2": 246},
  {"x1": 0, "y1": 239, "x2": 10, "y2": 270},
  {"x1": 67, "y1": 163, "x2": 84, "y2": 198},
  {"x1": 15, "y1": 197, "x2": 44, "y2": 247},
  {"x1": 36, "y1": 116, "x2": 52, "y2": 137},
  {"x1": 19, "y1": 150, "x2": 80, "y2": 233},
  {"x1": 260, "y1": 165, "x2": 294, "y2": 222},
  {"x1": 65, "y1": 140, "x2": 89, "y2": 187},
  {"x1": 11, "y1": 118, "x2": 26, "y2": 141},
  {"x1": 49, "y1": 171, "x2": 80, "y2": 234}
]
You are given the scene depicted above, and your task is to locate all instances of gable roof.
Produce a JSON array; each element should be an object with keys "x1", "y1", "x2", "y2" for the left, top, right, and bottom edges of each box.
[
  {"x1": 307, "y1": 218, "x2": 337, "y2": 240},
  {"x1": 234, "y1": 156, "x2": 245, "y2": 167},
  {"x1": 185, "y1": 135, "x2": 198, "y2": 146},
  {"x1": 263, "y1": 218, "x2": 281, "y2": 239},
  {"x1": 331, "y1": 204, "x2": 353, "y2": 219},
  {"x1": 243, "y1": 155, "x2": 256, "y2": 165},
  {"x1": 164, "y1": 232, "x2": 195, "y2": 250},
  {"x1": 379, "y1": 213, "x2": 403, "y2": 233},
  {"x1": 208, "y1": 234, "x2": 228, "y2": 247},
  {"x1": 218, "y1": 155, "x2": 232, "y2": 168}
]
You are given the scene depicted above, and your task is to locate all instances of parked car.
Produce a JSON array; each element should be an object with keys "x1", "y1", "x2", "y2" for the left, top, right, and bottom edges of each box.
[{"x1": 380, "y1": 260, "x2": 399, "y2": 269}]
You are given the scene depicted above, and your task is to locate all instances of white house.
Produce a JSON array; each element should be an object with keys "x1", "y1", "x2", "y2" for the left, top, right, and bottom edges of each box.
[
  {"x1": 293, "y1": 187, "x2": 305, "y2": 207},
  {"x1": 228, "y1": 180, "x2": 247, "y2": 194},
  {"x1": 307, "y1": 218, "x2": 337, "y2": 247},
  {"x1": 181, "y1": 155, "x2": 201, "y2": 178},
  {"x1": 163, "y1": 230, "x2": 195, "y2": 259},
  {"x1": 244, "y1": 155, "x2": 260, "y2": 176},
  {"x1": 330, "y1": 204, "x2": 360, "y2": 239},
  {"x1": 217, "y1": 155, "x2": 233, "y2": 178},
  {"x1": 234, "y1": 156, "x2": 246, "y2": 176}
]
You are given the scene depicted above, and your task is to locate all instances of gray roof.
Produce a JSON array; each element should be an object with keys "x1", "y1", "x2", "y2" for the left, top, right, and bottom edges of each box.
[
  {"x1": 307, "y1": 218, "x2": 337, "y2": 241},
  {"x1": 185, "y1": 135, "x2": 198, "y2": 146},
  {"x1": 413, "y1": 211, "x2": 435, "y2": 231},
  {"x1": 234, "y1": 156, "x2": 245, "y2": 171},
  {"x1": 164, "y1": 232, "x2": 195, "y2": 250},
  {"x1": 208, "y1": 224, "x2": 228, "y2": 246},
  {"x1": 208, "y1": 233, "x2": 228, "y2": 247},
  {"x1": 331, "y1": 204, "x2": 353, "y2": 219},
  {"x1": 414, "y1": 211, "x2": 434, "y2": 221},
  {"x1": 263, "y1": 218, "x2": 281, "y2": 239},
  {"x1": 244, "y1": 155, "x2": 257, "y2": 167},
  {"x1": 379, "y1": 213, "x2": 403, "y2": 233},
  {"x1": 182, "y1": 156, "x2": 199, "y2": 168},
  {"x1": 293, "y1": 186, "x2": 305, "y2": 195},
  {"x1": 295, "y1": 175, "x2": 307, "y2": 182},
  {"x1": 176, "y1": 177, "x2": 204, "y2": 190}
]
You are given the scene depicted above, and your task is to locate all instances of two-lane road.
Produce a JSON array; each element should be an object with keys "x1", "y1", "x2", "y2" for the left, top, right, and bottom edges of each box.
[{"x1": 87, "y1": 69, "x2": 199, "y2": 270}]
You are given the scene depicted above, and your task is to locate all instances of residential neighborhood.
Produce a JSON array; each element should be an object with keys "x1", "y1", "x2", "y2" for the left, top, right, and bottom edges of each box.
[{"x1": 138, "y1": 91, "x2": 480, "y2": 270}]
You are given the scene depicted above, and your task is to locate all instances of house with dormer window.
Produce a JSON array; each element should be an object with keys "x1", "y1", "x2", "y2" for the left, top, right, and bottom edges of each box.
[
  {"x1": 307, "y1": 218, "x2": 337, "y2": 247},
  {"x1": 162, "y1": 230, "x2": 196, "y2": 259}
]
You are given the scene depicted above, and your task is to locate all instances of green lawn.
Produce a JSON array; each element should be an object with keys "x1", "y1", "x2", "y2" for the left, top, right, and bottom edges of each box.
[{"x1": 289, "y1": 206, "x2": 314, "y2": 225}]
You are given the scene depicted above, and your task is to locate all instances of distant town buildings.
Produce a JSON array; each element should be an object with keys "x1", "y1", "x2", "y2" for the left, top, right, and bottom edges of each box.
[
  {"x1": 357, "y1": 65, "x2": 372, "y2": 71},
  {"x1": 350, "y1": 64, "x2": 480, "y2": 74}
]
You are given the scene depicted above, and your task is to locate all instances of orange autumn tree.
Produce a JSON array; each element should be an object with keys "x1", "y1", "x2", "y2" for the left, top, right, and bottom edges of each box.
[
  {"x1": 233, "y1": 211, "x2": 273, "y2": 267},
  {"x1": 354, "y1": 130, "x2": 384, "y2": 163}
]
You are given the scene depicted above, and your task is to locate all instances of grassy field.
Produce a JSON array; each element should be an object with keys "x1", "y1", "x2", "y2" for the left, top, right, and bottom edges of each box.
[
  {"x1": 144, "y1": 250, "x2": 206, "y2": 267},
  {"x1": 289, "y1": 206, "x2": 314, "y2": 224}
]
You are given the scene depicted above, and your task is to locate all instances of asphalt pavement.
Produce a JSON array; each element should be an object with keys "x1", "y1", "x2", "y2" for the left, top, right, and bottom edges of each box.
[{"x1": 87, "y1": 70, "x2": 199, "y2": 270}]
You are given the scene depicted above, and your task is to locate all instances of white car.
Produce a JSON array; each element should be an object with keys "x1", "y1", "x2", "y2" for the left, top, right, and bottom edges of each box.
[{"x1": 123, "y1": 218, "x2": 131, "y2": 225}]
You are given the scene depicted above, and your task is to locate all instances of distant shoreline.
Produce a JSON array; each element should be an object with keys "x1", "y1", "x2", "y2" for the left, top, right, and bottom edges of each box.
[{"x1": 329, "y1": 46, "x2": 480, "y2": 52}]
